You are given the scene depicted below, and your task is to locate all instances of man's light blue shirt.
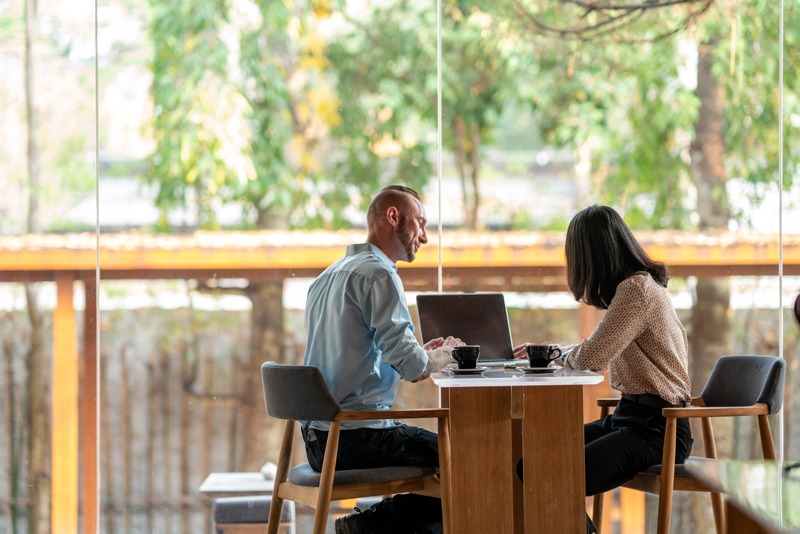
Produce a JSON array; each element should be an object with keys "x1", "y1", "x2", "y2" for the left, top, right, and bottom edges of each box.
[{"x1": 303, "y1": 243, "x2": 428, "y2": 430}]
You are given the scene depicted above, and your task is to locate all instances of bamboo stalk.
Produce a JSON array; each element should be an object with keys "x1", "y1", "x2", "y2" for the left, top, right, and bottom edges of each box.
[
  {"x1": 4, "y1": 327, "x2": 17, "y2": 534},
  {"x1": 227, "y1": 351, "x2": 239, "y2": 471},
  {"x1": 180, "y1": 347, "x2": 190, "y2": 534},
  {"x1": 101, "y1": 352, "x2": 115, "y2": 534},
  {"x1": 146, "y1": 358, "x2": 156, "y2": 534},
  {"x1": 161, "y1": 350, "x2": 171, "y2": 534},
  {"x1": 120, "y1": 347, "x2": 131, "y2": 533},
  {"x1": 203, "y1": 354, "x2": 213, "y2": 534}
]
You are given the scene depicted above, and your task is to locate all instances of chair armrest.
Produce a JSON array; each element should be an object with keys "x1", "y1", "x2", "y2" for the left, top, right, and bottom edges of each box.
[
  {"x1": 335, "y1": 408, "x2": 449, "y2": 421},
  {"x1": 596, "y1": 398, "x2": 620, "y2": 408},
  {"x1": 662, "y1": 403, "x2": 769, "y2": 419}
]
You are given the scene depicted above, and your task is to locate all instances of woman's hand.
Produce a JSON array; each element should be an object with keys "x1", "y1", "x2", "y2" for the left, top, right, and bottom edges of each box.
[{"x1": 513, "y1": 343, "x2": 529, "y2": 359}]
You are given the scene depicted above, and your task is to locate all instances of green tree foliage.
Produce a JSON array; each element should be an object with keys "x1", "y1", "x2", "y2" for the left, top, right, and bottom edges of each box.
[
  {"x1": 327, "y1": 0, "x2": 516, "y2": 228},
  {"x1": 492, "y1": 0, "x2": 800, "y2": 230},
  {"x1": 148, "y1": 0, "x2": 251, "y2": 230}
]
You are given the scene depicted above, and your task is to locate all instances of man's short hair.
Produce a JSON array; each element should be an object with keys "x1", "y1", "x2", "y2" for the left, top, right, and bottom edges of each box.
[{"x1": 366, "y1": 185, "x2": 422, "y2": 229}]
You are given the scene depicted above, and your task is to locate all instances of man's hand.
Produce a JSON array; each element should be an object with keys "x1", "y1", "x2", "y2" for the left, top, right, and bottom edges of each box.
[
  {"x1": 414, "y1": 336, "x2": 464, "y2": 382},
  {"x1": 423, "y1": 337, "x2": 445, "y2": 351}
]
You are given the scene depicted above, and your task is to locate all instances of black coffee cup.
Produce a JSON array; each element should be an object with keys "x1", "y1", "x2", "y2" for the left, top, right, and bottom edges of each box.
[
  {"x1": 453, "y1": 345, "x2": 480, "y2": 369},
  {"x1": 525, "y1": 344, "x2": 562, "y2": 368}
]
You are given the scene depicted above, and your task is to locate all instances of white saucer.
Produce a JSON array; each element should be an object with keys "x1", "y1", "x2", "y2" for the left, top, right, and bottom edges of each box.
[
  {"x1": 450, "y1": 366, "x2": 489, "y2": 375},
  {"x1": 519, "y1": 367, "x2": 557, "y2": 374}
]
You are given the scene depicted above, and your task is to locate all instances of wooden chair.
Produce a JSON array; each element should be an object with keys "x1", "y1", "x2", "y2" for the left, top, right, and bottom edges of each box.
[
  {"x1": 591, "y1": 355, "x2": 785, "y2": 534},
  {"x1": 261, "y1": 362, "x2": 452, "y2": 534}
]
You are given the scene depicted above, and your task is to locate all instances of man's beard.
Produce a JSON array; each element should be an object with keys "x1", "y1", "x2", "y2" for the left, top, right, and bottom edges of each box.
[{"x1": 397, "y1": 215, "x2": 417, "y2": 262}]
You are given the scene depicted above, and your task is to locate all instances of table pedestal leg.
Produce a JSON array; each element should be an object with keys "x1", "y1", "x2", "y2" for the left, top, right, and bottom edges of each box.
[
  {"x1": 448, "y1": 387, "x2": 514, "y2": 534},
  {"x1": 522, "y1": 386, "x2": 585, "y2": 534}
]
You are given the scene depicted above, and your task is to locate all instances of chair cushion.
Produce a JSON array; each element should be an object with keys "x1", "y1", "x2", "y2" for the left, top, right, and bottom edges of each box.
[
  {"x1": 638, "y1": 456, "x2": 715, "y2": 478},
  {"x1": 213, "y1": 496, "x2": 294, "y2": 524},
  {"x1": 287, "y1": 462, "x2": 438, "y2": 487}
]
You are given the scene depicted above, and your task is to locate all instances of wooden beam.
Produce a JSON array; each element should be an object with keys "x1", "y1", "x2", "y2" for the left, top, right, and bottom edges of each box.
[
  {"x1": 52, "y1": 273, "x2": 78, "y2": 534},
  {"x1": 81, "y1": 276, "x2": 98, "y2": 534},
  {"x1": 0, "y1": 231, "x2": 799, "y2": 273}
]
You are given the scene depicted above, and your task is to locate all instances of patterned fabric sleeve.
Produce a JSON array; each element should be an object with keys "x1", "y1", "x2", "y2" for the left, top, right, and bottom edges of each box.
[{"x1": 565, "y1": 276, "x2": 650, "y2": 373}]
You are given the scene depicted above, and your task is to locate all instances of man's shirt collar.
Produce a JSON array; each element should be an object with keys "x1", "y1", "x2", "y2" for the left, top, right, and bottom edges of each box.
[{"x1": 346, "y1": 243, "x2": 398, "y2": 272}]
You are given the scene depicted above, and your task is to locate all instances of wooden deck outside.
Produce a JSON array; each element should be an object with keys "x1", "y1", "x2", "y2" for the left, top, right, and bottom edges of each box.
[{"x1": 0, "y1": 229, "x2": 799, "y2": 534}]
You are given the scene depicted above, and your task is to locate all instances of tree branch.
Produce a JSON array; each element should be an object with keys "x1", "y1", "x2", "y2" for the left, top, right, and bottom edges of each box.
[
  {"x1": 513, "y1": 0, "x2": 712, "y2": 42},
  {"x1": 563, "y1": 0, "x2": 702, "y2": 12}
]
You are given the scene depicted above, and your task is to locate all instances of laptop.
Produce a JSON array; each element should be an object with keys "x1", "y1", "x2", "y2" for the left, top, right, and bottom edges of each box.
[{"x1": 416, "y1": 293, "x2": 523, "y2": 364}]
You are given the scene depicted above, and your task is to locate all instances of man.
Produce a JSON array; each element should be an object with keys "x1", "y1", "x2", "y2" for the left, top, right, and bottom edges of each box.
[{"x1": 302, "y1": 185, "x2": 462, "y2": 534}]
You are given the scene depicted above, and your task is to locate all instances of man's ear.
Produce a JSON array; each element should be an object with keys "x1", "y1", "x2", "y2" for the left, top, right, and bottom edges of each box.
[{"x1": 386, "y1": 207, "x2": 400, "y2": 227}]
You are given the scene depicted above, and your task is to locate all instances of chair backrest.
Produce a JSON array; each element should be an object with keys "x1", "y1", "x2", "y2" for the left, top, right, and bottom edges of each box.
[
  {"x1": 701, "y1": 355, "x2": 785, "y2": 414},
  {"x1": 261, "y1": 362, "x2": 342, "y2": 421}
]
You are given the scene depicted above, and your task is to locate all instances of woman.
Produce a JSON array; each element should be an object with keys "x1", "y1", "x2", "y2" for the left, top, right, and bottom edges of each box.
[{"x1": 514, "y1": 205, "x2": 693, "y2": 533}]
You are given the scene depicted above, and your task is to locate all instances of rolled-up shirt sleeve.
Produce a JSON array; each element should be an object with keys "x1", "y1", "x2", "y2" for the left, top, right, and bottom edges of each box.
[{"x1": 362, "y1": 274, "x2": 428, "y2": 381}]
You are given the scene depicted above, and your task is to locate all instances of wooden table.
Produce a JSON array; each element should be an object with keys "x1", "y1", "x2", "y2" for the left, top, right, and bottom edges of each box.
[
  {"x1": 198, "y1": 472, "x2": 275, "y2": 499},
  {"x1": 432, "y1": 367, "x2": 603, "y2": 534},
  {"x1": 686, "y1": 459, "x2": 800, "y2": 534}
]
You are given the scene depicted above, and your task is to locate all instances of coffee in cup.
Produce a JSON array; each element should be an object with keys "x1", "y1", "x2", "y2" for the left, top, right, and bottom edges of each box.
[
  {"x1": 453, "y1": 345, "x2": 480, "y2": 369},
  {"x1": 525, "y1": 344, "x2": 562, "y2": 368}
]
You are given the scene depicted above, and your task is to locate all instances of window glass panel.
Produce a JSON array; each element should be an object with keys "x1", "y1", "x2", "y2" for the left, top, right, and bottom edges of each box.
[
  {"x1": 0, "y1": 0, "x2": 98, "y2": 532},
  {"x1": 437, "y1": 1, "x2": 786, "y2": 531},
  {"x1": 98, "y1": 0, "x2": 437, "y2": 531}
]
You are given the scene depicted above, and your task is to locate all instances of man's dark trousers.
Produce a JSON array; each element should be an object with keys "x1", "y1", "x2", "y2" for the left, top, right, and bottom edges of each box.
[{"x1": 302, "y1": 424, "x2": 443, "y2": 534}]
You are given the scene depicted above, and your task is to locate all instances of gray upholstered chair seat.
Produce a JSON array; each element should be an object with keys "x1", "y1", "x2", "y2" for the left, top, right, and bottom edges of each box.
[
  {"x1": 638, "y1": 456, "x2": 716, "y2": 478},
  {"x1": 213, "y1": 496, "x2": 294, "y2": 524},
  {"x1": 288, "y1": 462, "x2": 438, "y2": 487}
]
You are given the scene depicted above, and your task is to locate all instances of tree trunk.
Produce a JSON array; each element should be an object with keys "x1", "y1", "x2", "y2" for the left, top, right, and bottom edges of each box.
[
  {"x1": 240, "y1": 281, "x2": 285, "y2": 471},
  {"x1": 691, "y1": 38, "x2": 729, "y2": 231},
  {"x1": 454, "y1": 117, "x2": 473, "y2": 229},
  {"x1": 573, "y1": 142, "x2": 593, "y2": 208},
  {"x1": 25, "y1": 0, "x2": 40, "y2": 236},
  {"x1": 469, "y1": 123, "x2": 481, "y2": 230},
  {"x1": 687, "y1": 35, "x2": 731, "y2": 532},
  {"x1": 24, "y1": 1, "x2": 49, "y2": 530},
  {"x1": 689, "y1": 36, "x2": 731, "y2": 392}
]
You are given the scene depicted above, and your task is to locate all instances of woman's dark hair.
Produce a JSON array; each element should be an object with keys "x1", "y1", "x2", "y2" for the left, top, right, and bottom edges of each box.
[{"x1": 565, "y1": 205, "x2": 668, "y2": 309}]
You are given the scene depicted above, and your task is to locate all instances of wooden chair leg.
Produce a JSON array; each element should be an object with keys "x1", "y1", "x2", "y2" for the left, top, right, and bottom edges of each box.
[
  {"x1": 758, "y1": 414, "x2": 776, "y2": 460},
  {"x1": 592, "y1": 492, "x2": 606, "y2": 534},
  {"x1": 312, "y1": 420, "x2": 341, "y2": 534},
  {"x1": 268, "y1": 420, "x2": 295, "y2": 534},
  {"x1": 588, "y1": 405, "x2": 611, "y2": 533},
  {"x1": 701, "y1": 416, "x2": 725, "y2": 534},
  {"x1": 710, "y1": 491, "x2": 725, "y2": 534},
  {"x1": 438, "y1": 416, "x2": 452, "y2": 534},
  {"x1": 656, "y1": 417, "x2": 677, "y2": 534}
]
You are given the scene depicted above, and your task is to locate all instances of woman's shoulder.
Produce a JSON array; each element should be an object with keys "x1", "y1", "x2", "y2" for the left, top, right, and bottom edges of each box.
[
  {"x1": 619, "y1": 271, "x2": 650, "y2": 290},
  {"x1": 616, "y1": 272, "x2": 664, "y2": 300}
]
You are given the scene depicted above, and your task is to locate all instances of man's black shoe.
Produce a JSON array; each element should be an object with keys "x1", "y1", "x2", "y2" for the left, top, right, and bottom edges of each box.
[{"x1": 335, "y1": 507, "x2": 365, "y2": 534}]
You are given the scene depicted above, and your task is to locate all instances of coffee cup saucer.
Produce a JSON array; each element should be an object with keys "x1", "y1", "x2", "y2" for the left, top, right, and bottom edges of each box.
[
  {"x1": 518, "y1": 367, "x2": 558, "y2": 374},
  {"x1": 449, "y1": 366, "x2": 489, "y2": 375}
]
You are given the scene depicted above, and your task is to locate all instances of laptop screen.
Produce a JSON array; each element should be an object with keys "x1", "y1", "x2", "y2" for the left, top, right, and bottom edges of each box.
[{"x1": 416, "y1": 293, "x2": 515, "y2": 361}]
